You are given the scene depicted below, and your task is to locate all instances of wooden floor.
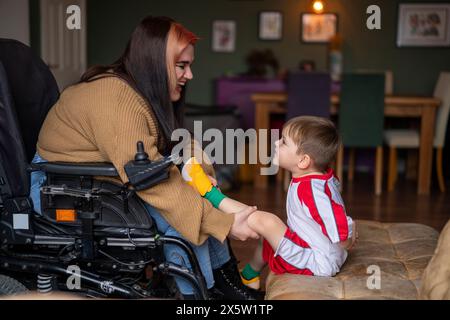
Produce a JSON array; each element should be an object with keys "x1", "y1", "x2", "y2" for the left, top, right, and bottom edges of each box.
[{"x1": 227, "y1": 172, "x2": 450, "y2": 289}]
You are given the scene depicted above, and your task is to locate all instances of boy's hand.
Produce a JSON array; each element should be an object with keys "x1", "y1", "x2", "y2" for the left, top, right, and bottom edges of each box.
[
  {"x1": 339, "y1": 221, "x2": 358, "y2": 250},
  {"x1": 339, "y1": 238, "x2": 353, "y2": 250}
]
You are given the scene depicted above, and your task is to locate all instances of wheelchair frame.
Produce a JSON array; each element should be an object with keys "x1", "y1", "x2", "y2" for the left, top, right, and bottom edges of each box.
[{"x1": 0, "y1": 143, "x2": 210, "y2": 299}]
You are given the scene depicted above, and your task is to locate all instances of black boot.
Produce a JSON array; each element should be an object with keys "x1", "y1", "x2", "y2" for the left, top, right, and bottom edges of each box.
[{"x1": 212, "y1": 258, "x2": 265, "y2": 300}]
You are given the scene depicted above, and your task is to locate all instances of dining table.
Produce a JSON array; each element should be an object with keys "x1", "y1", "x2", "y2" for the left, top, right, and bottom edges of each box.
[{"x1": 251, "y1": 92, "x2": 441, "y2": 195}]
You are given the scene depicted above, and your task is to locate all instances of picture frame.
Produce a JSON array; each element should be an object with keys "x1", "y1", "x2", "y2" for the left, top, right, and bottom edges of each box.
[
  {"x1": 397, "y1": 3, "x2": 450, "y2": 47},
  {"x1": 259, "y1": 11, "x2": 283, "y2": 40},
  {"x1": 212, "y1": 20, "x2": 236, "y2": 52},
  {"x1": 300, "y1": 13, "x2": 338, "y2": 43}
]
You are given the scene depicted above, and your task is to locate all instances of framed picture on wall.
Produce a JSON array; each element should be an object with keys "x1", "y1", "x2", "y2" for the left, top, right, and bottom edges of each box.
[
  {"x1": 212, "y1": 20, "x2": 236, "y2": 52},
  {"x1": 301, "y1": 13, "x2": 338, "y2": 43},
  {"x1": 259, "y1": 11, "x2": 283, "y2": 40},
  {"x1": 397, "y1": 3, "x2": 450, "y2": 47}
]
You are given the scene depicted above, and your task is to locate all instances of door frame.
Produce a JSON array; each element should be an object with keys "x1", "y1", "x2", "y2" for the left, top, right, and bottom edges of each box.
[{"x1": 39, "y1": 0, "x2": 87, "y2": 79}]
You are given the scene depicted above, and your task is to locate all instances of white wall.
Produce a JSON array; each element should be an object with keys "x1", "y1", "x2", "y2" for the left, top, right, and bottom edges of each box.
[{"x1": 0, "y1": 0, "x2": 30, "y2": 45}]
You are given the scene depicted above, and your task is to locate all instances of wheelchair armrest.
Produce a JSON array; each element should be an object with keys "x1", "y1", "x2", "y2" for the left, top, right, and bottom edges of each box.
[{"x1": 30, "y1": 162, "x2": 119, "y2": 177}]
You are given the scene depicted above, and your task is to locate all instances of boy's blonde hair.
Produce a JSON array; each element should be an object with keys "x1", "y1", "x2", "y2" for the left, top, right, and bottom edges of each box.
[{"x1": 283, "y1": 116, "x2": 340, "y2": 171}]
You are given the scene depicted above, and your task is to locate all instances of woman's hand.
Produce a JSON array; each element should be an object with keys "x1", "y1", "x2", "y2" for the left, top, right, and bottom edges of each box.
[
  {"x1": 207, "y1": 175, "x2": 218, "y2": 187},
  {"x1": 228, "y1": 206, "x2": 260, "y2": 241}
]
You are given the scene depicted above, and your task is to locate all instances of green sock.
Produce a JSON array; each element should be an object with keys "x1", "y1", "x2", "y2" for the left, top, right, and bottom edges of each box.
[
  {"x1": 204, "y1": 186, "x2": 227, "y2": 208},
  {"x1": 241, "y1": 263, "x2": 260, "y2": 280}
]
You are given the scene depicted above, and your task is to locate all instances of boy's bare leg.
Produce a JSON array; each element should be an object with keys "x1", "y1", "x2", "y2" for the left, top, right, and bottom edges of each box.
[
  {"x1": 247, "y1": 211, "x2": 287, "y2": 251},
  {"x1": 216, "y1": 199, "x2": 288, "y2": 265},
  {"x1": 215, "y1": 197, "x2": 288, "y2": 253},
  {"x1": 240, "y1": 211, "x2": 287, "y2": 290},
  {"x1": 241, "y1": 239, "x2": 265, "y2": 290},
  {"x1": 249, "y1": 239, "x2": 265, "y2": 272}
]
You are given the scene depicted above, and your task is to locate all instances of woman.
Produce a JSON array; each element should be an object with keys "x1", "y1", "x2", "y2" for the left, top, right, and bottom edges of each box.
[{"x1": 31, "y1": 16, "x2": 259, "y2": 299}]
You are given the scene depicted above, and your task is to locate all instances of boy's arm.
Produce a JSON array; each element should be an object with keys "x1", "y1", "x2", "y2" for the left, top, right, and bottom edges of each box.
[
  {"x1": 183, "y1": 157, "x2": 252, "y2": 213},
  {"x1": 205, "y1": 174, "x2": 249, "y2": 213},
  {"x1": 339, "y1": 220, "x2": 357, "y2": 250},
  {"x1": 217, "y1": 197, "x2": 249, "y2": 214}
]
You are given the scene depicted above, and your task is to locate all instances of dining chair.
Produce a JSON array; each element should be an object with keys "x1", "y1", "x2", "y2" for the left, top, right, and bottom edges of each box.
[
  {"x1": 336, "y1": 73, "x2": 386, "y2": 195},
  {"x1": 385, "y1": 72, "x2": 450, "y2": 192},
  {"x1": 356, "y1": 69, "x2": 394, "y2": 95},
  {"x1": 286, "y1": 71, "x2": 332, "y2": 118},
  {"x1": 279, "y1": 71, "x2": 332, "y2": 189}
]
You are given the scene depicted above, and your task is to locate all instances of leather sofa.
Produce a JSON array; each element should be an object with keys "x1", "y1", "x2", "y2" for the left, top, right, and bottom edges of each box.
[{"x1": 265, "y1": 219, "x2": 449, "y2": 300}]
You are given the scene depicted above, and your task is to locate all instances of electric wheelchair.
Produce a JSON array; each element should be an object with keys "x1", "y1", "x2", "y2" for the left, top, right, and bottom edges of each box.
[{"x1": 0, "y1": 39, "x2": 210, "y2": 299}]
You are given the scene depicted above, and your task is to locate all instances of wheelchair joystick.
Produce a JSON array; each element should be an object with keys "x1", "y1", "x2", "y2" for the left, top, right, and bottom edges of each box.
[
  {"x1": 135, "y1": 141, "x2": 150, "y2": 164},
  {"x1": 124, "y1": 141, "x2": 173, "y2": 191}
]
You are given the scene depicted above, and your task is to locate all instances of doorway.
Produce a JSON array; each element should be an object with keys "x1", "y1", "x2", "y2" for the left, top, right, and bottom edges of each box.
[{"x1": 40, "y1": 0, "x2": 86, "y2": 90}]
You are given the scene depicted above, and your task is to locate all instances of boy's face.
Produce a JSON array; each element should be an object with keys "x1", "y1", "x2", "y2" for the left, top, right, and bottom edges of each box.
[{"x1": 273, "y1": 133, "x2": 311, "y2": 174}]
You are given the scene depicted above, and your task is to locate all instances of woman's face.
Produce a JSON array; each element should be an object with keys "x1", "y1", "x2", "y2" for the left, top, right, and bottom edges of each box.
[{"x1": 170, "y1": 44, "x2": 194, "y2": 102}]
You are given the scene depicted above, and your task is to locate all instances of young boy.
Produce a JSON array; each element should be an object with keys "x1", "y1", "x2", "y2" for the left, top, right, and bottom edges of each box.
[{"x1": 182, "y1": 116, "x2": 356, "y2": 290}]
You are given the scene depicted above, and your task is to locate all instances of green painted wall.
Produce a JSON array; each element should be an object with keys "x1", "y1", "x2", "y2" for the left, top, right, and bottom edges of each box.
[{"x1": 33, "y1": 0, "x2": 450, "y2": 105}]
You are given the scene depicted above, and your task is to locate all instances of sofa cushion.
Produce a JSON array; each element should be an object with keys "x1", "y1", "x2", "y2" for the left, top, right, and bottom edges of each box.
[
  {"x1": 420, "y1": 219, "x2": 450, "y2": 299},
  {"x1": 265, "y1": 220, "x2": 439, "y2": 300}
]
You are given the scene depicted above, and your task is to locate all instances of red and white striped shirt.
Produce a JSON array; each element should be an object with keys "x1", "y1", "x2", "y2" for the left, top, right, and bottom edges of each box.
[
  {"x1": 274, "y1": 169, "x2": 353, "y2": 276},
  {"x1": 289, "y1": 168, "x2": 353, "y2": 244}
]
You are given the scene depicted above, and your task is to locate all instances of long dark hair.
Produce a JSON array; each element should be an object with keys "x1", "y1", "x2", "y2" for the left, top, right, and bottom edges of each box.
[{"x1": 80, "y1": 16, "x2": 198, "y2": 155}]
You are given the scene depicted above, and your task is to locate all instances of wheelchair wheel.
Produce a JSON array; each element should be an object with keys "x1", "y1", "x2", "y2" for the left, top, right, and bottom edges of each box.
[{"x1": 0, "y1": 274, "x2": 29, "y2": 296}]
